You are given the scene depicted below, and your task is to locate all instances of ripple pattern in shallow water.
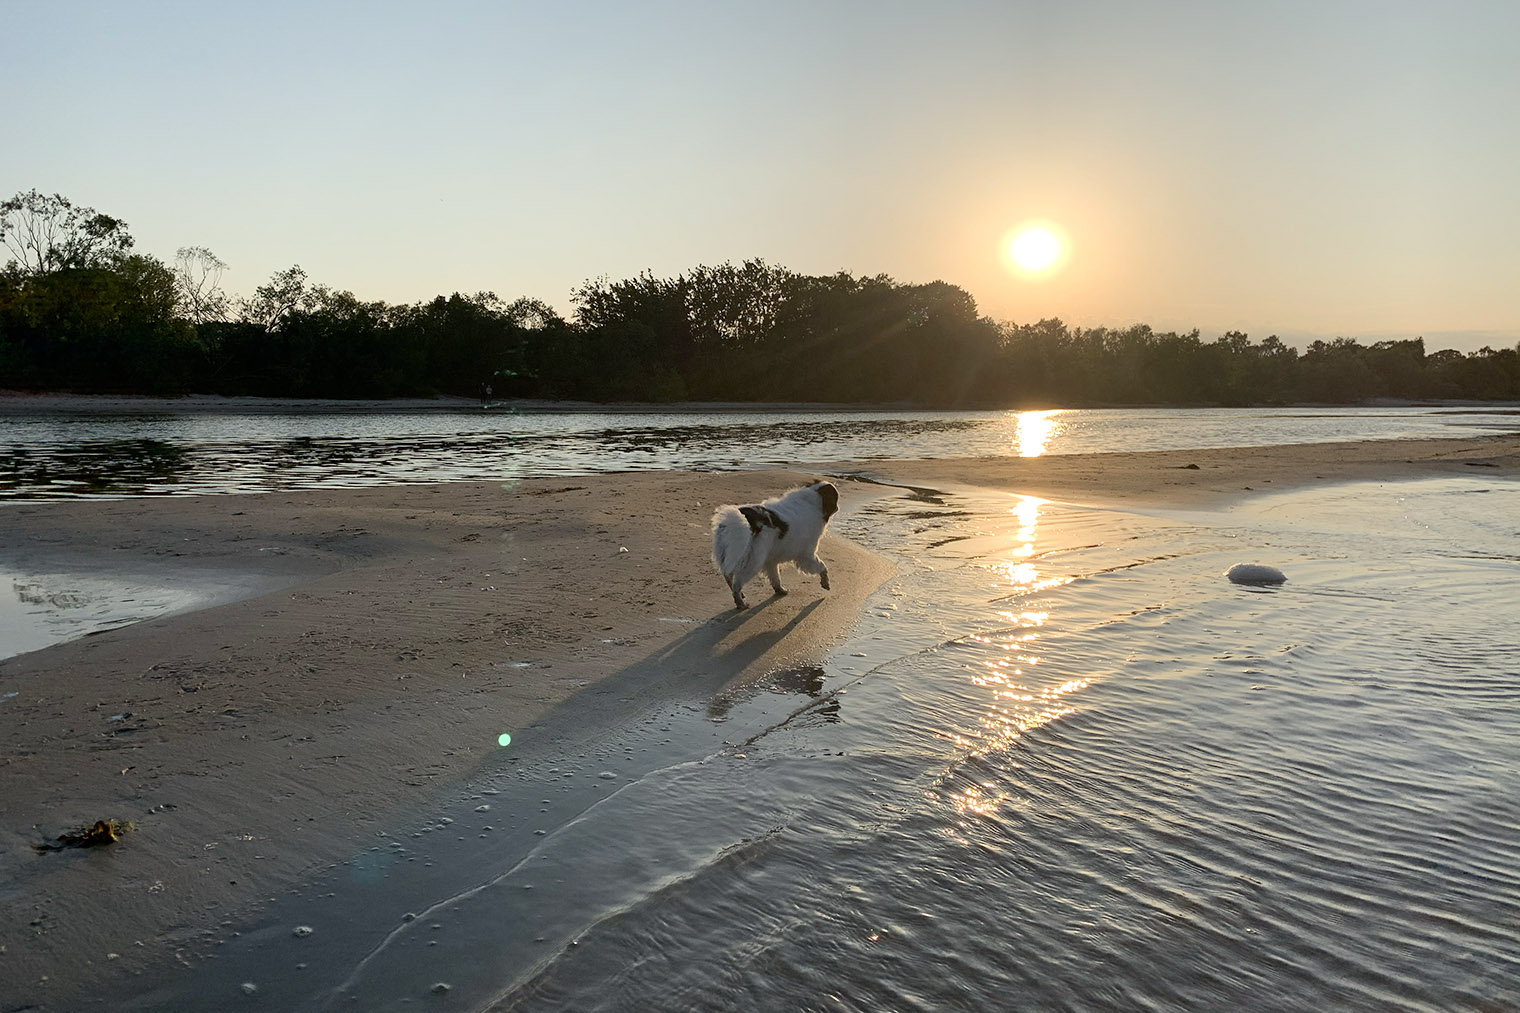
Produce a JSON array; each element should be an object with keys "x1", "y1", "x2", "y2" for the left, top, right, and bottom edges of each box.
[{"x1": 483, "y1": 483, "x2": 1520, "y2": 1013}]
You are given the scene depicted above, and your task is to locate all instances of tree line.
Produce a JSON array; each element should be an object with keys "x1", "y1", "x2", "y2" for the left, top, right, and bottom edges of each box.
[{"x1": 2, "y1": 189, "x2": 1516, "y2": 404}]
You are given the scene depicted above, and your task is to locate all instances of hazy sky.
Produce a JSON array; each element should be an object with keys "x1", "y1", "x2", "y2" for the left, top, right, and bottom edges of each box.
[{"x1": 7, "y1": 1, "x2": 1517, "y2": 352}]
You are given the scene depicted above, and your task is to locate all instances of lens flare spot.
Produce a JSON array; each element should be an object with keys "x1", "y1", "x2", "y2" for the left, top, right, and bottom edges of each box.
[{"x1": 497, "y1": 733, "x2": 512, "y2": 747}]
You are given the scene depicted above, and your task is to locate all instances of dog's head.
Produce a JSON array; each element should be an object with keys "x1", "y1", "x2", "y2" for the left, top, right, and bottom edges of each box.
[{"x1": 814, "y1": 481, "x2": 839, "y2": 520}]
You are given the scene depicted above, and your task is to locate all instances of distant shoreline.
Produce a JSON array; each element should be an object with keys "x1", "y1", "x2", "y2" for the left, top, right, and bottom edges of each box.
[{"x1": 3, "y1": 390, "x2": 1518, "y2": 415}]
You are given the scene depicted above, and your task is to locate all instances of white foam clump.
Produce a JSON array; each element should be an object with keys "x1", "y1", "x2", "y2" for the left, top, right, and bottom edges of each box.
[{"x1": 1226, "y1": 563, "x2": 1287, "y2": 585}]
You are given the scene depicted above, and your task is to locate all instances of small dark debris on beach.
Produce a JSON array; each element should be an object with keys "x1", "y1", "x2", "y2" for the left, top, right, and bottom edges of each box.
[{"x1": 33, "y1": 819, "x2": 135, "y2": 852}]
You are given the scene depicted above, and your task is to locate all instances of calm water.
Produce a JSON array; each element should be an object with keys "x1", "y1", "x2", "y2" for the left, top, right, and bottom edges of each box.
[
  {"x1": 3, "y1": 404, "x2": 1518, "y2": 499},
  {"x1": 0, "y1": 567, "x2": 209, "y2": 658},
  {"x1": 123, "y1": 475, "x2": 1520, "y2": 1011},
  {"x1": 0, "y1": 564, "x2": 306, "y2": 662}
]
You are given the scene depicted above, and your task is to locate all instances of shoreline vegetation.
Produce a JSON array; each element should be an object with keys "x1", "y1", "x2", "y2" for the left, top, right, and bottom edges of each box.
[
  {"x1": 2, "y1": 435, "x2": 1518, "y2": 1007},
  {"x1": 4, "y1": 190, "x2": 1519, "y2": 407},
  {"x1": 3, "y1": 390, "x2": 1520, "y2": 417}
]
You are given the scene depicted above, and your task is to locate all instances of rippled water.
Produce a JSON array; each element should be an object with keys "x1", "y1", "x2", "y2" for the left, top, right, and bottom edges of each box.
[
  {"x1": 3, "y1": 404, "x2": 1517, "y2": 499},
  {"x1": 131, "y1": 476, "x2": 1520, "y2": 1011}
]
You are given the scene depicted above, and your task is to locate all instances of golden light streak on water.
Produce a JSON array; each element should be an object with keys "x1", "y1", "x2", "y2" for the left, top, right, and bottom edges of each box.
[
  {"x1": 949, "y1": 674, "x2": 1091, "y2": 820},
  {"x1": 951, "y1": 785, "x2": 1007, "y2": 817},
  {"x1": 996, "y1": 497, "x2": 1074, "y2": 595},
  {"x1": 950, "y1": 506, "x2": 1092, "y2": 821},
  {"x1": 1001, "y1": 562, "x2": 1073, "y2": 595},
  {"x1": 1010, "y1": 494, "x2": 1042, "y2": 557},
  {"x1": 995, "y1": 610, "x2": 1048, "y2": 627},
  {"x1": 1011, "y1": 409, "x2": 1063, "y2": 457}
]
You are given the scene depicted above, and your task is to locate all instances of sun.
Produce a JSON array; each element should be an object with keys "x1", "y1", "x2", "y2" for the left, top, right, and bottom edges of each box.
[
  {"x1": 1002, "y1": 222, "x2": 1069, "y2": 279},
  {"x1": 1011, "y1": 228, "x2": 1061, "y2": 271}
]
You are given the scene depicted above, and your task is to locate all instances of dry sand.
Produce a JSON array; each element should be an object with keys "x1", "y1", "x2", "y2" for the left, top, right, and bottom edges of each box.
[{"x1": 1, "y1": 433, "x2": 1517, "y2": 1008}]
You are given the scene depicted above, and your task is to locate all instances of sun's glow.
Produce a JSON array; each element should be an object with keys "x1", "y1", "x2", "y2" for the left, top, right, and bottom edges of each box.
[{"x1": 1001, "y1": 222, "x2": 1069, "y2": 279}]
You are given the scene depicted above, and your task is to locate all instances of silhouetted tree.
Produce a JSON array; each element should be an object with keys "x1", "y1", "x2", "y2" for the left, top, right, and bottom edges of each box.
[
  {"x1": 4, "y1": 198, "x2": 1517, "y2": 405},
  {"x1": 0, "y1": 189, "x2": 135, "y2": 276},
  {"x1": 1363, "y1": 339, "x2": 1428, "y2": 398},
  {"x1": 241, "y1": 265, "x2": 308, "y2": 331},
  {"x1": 173, "y1": 246, "x2": 230, "y2": 325},
  {"x1": 0, "y1": 253, "x2": 194, "y2": 392},
  {"x1": 1297, "y1": 338, "x2": 1379, "y2": 402}
]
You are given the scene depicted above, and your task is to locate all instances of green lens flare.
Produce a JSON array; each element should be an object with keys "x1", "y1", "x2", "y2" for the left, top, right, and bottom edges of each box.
[{"x1": 497, "y1": 733, "x2": 512, "y2": 747}]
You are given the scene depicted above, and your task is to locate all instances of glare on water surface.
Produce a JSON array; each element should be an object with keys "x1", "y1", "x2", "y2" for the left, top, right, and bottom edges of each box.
[{"x1": 1011, "y1": 408, "x2": 1063, "y2": 457}]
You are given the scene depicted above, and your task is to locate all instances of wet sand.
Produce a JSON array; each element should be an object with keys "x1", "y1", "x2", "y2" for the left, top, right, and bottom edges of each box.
[{"x1": 1, "y1": 433, "x2": 1517, "y2": 1008}]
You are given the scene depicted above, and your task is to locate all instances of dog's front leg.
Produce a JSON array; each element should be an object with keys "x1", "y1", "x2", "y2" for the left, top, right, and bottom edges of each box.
[
  {"x1": 797, "y1": 553, "x2": 830, "y2": 591},
  {"x1": 765, "y1": 564, "x2": 788, "y2": 596}
]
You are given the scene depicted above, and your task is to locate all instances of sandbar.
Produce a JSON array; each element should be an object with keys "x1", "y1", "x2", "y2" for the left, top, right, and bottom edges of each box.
[
  {"x1": 838, "y1": 432, "x2": 1520, "y2": 509},
  {"x1": 0, "y1": 470, "x2": 892, "y2": 1007}
]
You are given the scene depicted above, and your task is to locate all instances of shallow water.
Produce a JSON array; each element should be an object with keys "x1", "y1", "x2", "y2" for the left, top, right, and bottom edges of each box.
[
  {"x1": 3, "y1": 405, "x2": 1516, "y2": 499},
  {"x1": 0, "y1": 568, "x2": 201, "y2": 658},
  {"x1": 0, "y1": 566, "x2": 306, "y2": 662},
  {"x1": 126, "y1": 476, "x2": 1520, "y2": 1011}
]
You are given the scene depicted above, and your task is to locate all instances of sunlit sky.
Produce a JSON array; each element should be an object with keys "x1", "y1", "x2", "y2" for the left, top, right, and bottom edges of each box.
[{"x1": 7, "y1": 1, "x2": 1517, "y2": 352}]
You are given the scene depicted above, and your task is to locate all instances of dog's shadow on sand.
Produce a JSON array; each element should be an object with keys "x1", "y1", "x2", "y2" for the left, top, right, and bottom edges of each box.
[
  {"x1": 510, "y1": 596, "x2": 827, "y2": 757},
  {"x1": 684, "y1": 595, "x2": 822, "y2": 671}
]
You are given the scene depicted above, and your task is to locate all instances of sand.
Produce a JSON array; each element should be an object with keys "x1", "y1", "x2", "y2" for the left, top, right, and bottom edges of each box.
[
  {"x1": 1, "y1": 432, "x2": 1517, "y2": 1007},
  {"x1": 0, "y1": 470, "x2": 894, "y2": 1007},
  {"x1": 835, "y1": 432, "x2": 1520, "y2": 509}
]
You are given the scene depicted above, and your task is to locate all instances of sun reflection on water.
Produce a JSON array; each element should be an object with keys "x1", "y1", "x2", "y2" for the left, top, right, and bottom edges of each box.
[
  {"x1": 947, "y1": 614, "x2": 1091, "y2": 820},
  {"x1": 1011, "y1": 409, "x2": 1063, "y2": 457},
  {"x1": 999, "y1": 495, "x2": 1073, "y2": 595},
  {"x1": 1011, "y1": 495, "x2": 1040, "y2": 555},
  {"x1": 945, "y1": 496, "x2": 1087, "y2": 822}
]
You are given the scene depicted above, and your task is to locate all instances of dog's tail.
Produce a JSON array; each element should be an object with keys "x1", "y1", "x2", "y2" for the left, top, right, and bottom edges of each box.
[{"x1": 711, "y1": 505, "x2": 755, "y2": 579}]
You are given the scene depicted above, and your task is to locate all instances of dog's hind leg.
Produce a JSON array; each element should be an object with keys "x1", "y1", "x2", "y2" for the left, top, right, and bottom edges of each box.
[
  {"x1": 765, "y1": 563, "x2": 787, "y2": 597},
  {"x1": 724, "y1": 571, "x2": 747, "y2": 610},
  {"x1": 731, "y1": 554, "x2": 767, "y2": 609},
  {"x1": 731, "y1": 552, "x2": 769, "y2": 609}
]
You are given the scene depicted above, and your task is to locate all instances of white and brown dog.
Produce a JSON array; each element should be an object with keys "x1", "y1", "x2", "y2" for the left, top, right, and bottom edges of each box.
[{"x1": 711, "y1": 481, "x2": 839, "y2": 609}]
